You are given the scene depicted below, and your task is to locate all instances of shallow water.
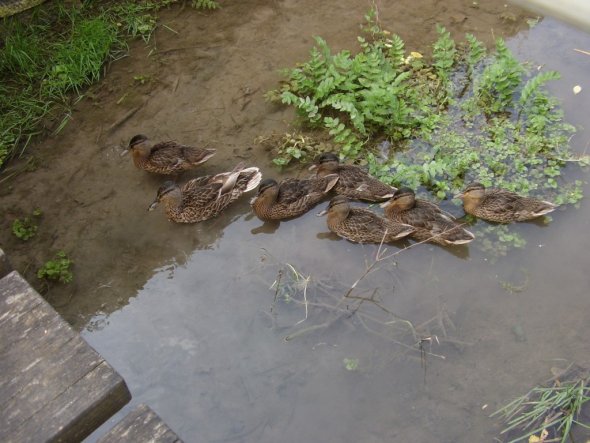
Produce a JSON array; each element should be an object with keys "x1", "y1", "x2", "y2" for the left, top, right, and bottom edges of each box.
[
  {"x1": 83, "y1": 18, "x2": 590, "y2": 443},
  {"x1": 2, "y1": 1, "x2": 590, "y2": 442}
]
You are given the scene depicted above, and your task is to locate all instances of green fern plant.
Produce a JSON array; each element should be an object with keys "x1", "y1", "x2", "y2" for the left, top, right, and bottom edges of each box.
[
  {"x1": 432, "y1": 25, "x2": 457, "y2": 83},
  {"x1": 465, "y1": 33, "x2": 486, "y2": 78},
  {"x1": 191, "y1": 0, "x2": 220, "y2": 9},
  {"x1": 474, "y1": 38, "x2": 524, "y2": 114},
  {"x1": 267, "y1": 9, "x2": 586, "y2": 242}
]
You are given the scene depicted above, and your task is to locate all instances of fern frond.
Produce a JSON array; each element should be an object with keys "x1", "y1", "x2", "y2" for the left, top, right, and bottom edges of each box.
[
  {"x1": 519, "y1": 71, "x2": 560, "y2": 108},
  {"x1": 191, "y1": 0, "x2": 220, "y2": 9}
]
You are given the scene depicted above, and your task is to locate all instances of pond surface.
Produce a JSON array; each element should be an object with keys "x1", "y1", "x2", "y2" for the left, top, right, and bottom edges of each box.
[{"x1": 2, "y1": 1, "x2": 590, "y2": 442}]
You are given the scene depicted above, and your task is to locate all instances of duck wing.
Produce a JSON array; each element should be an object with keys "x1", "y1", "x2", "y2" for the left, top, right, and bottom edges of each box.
[
  {"x1": 277, "y1": 175, "x2": 337, "y2": 205},
  {"x1": 337, "y1": 165, "x2": 395, "y2": 200},
  {"x1": 482, "y1": 189, "x2": 555, "y2": 218}
]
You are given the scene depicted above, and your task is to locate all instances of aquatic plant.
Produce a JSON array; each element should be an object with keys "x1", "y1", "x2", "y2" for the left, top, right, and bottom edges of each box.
[
  {"x1": 37, "y1": 251, "x2": 74, "y2": 284},
  {"x1": 492, "y1": 375, "x2": 590, "y2": 443},
  {"x1": 266, "y1": 8, "x2": 587, "y2": 255},
  {"x1": 269, "y1": 10, "x2": 585, "y2": 200}
]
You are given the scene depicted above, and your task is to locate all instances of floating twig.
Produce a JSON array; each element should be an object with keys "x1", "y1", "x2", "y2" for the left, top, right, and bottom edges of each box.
[{"x1": 573, "y1": 48, "x2": 590, "y2": 56}]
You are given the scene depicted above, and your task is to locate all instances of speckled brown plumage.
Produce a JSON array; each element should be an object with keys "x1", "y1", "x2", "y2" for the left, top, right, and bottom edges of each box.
[
  {"x1": 149, "y1": 164, "x2": 262, "y2": 223},
  {"x1": 381, "y1": 188, "x2": 474, "y2": 245},
  {"x1": 310, "y1": 153, "x2": 396, "y2": 202},
  {"x1": 128, "y1": 134, "x2": 216, "y2": 175},
  {"x1": 324, "y1": 196, "x2": 415, "y2": 244},
  {"x1": 251, "y1": 175, "x2": 339, "y2": 221},
  {"x1": 455, "y1": 182, "x2": 557, "y2": 223}
]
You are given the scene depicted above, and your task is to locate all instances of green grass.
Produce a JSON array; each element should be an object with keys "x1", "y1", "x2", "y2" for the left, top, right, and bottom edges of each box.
[
  {"x1": 492, "y1": 378, "x2": 590, "y2": 443},
  {"x1": 0, "y1": 0, "x2": 219, "y2": 170},
  {"x1": 44, "y1": 16, "x2": 119, "y2": 97}
]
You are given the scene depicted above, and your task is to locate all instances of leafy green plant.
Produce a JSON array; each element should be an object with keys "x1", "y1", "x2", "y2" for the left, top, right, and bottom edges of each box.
[
  {"x1": 267, "y1": 9, "x2": 587, "y2": 255},
  {"x1": 343, "y1": 358, "x2": 359, "y2": 371},
  {"x1": 432, "y1": 24, "x2": 457, "y2": 104},
  {"x1": 11, "y1": 209, "x2": 43, "y2": 241},
  {"x1": 470, "y1": 38, "x2": 525, "y2": 114},
  {"x1": 192, "y1": 0, "x2": 220, "y2": 9},
  {"x1": 12, "y1": 218, "x2": 37, "y2": 240},
  {"x1": 37, "y1": 251, "x2": 74, "y2": 284}
]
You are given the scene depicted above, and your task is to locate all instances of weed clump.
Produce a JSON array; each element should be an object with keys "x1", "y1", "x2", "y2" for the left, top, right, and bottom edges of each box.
[
  {"x1": 492, "y1": 365, "x2": 590, "y2": 443},
  {"x1": 37, "y1": 250, "x2": 74, "y2": 284},
  {"x1": 267, "y1": 9, "x2": 586, "y2": 204},
  {"x1": 267, "y1": 9, "x2": 587, "y2": 255},
  {"x1": 11, "y1": 209, "x2": 42, "y2": 241}
]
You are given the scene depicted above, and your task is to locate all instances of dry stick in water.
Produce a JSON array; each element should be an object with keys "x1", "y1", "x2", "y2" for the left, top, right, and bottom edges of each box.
[{"x1": 283, "y1": 228, "x2": 450, "y2": 359}]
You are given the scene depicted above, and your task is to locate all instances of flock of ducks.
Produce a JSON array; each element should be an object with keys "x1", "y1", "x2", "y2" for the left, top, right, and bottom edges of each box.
[{"x1": 127, "y1": 136, "x2": 558, "y2": 247}]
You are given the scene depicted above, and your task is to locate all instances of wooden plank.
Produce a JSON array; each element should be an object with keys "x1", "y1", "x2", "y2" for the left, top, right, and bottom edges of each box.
[
  {"x1": 0, "y1": 247, "x2": 11, "y2": 278},
  {"x1": 0, "y1": 271, "x2": 131, "y2": 443},
  {"x1": 0, "y1": 269, "x2": 43, "y2": 329},
  {"x1": 9, "y1": 362, "x2": 131, "y2": 443},
  {"x1": 97, "y1": 404, "x2": 183, "y2": 443}
]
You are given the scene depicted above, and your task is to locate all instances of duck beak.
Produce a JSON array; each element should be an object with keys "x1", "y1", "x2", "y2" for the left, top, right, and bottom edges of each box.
[
  {"x1": 148, "y1": 200, "x2": 159, "y2": 211},
  {"x1": 120, "y1": 149, "x2": 129, "y2": 157},
  {"x1": 379, "y1": 200, "x2": 392, "y2": 209},
  {"x1": 453, "y1": 192, "x2": 464, "y2": 199},
  {"x1": 316, "y1": 209, "x2": 328, "y2": 217},
  {"x1": 308, "y1": 164, "x2": 318, "y2": 171}
]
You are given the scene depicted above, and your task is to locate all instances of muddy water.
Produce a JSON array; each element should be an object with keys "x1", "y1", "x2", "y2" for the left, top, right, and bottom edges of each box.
[{"x1": 2, "y1": 0, "x2": 590, "y2": 442}]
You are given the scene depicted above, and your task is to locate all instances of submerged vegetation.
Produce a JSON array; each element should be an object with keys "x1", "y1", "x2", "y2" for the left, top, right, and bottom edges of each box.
[
  {"x1": 0, "y1": 0, "x2": 219, "y2": 169},
  {"x1": 492, "y1": 367, "x2": 590, "y2": 443},
  {"x1": 267, "y1": 9, "x2": 588, "y2": 254}
]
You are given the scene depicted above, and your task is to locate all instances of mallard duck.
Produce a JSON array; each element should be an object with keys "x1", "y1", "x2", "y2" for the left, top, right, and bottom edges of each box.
[
  {"x1": 320, "y1": 196, "x2": 415, "y2": 244},
  {"x1": 381, "y1": 188, "x2": 475, "y2": 245},
  {"x1": 128, "y1": 134, "x2": 216, "y2": 175},
  {"x1": 251, "y1": 175, "x2": 339, "y2": 221},
  {"x1": 454, "y1": 182, "x2": 557, "y2": 223},
  {"x1": 309, "y1": 153, "x2": 396, "y2": 202},
  {"x1": 149, "y1": 163, "x2": 262, "y2": 223}
]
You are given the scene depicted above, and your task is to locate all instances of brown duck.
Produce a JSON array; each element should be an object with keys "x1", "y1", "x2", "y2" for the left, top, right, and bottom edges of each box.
[
  {"x1": 128, "y1": 134, "x2": 216, "y2": 175},
  {"x1": 320, "y1": 196, "x2": 415, "y2": 244},
  {"x1": 251, "y1": 175, "x2": 339, "y2": 221},
  {"x1": 309, "y1": 153, "x2": 396, "y2": 202},
  {"x1": 381, "y1": 188, "x2": 475, "y2": 245},
  {"x1": 455, "y1": 182, "x2": 557, "y2": 223},
  {"x1": 149, "y1": 163, "x2": 262, "y2": 223}
]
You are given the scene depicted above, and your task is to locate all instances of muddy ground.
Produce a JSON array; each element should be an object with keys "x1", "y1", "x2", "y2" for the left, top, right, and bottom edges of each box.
[{"x1": 0, "y1": 0, "x2": 533, "y2": 327}]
